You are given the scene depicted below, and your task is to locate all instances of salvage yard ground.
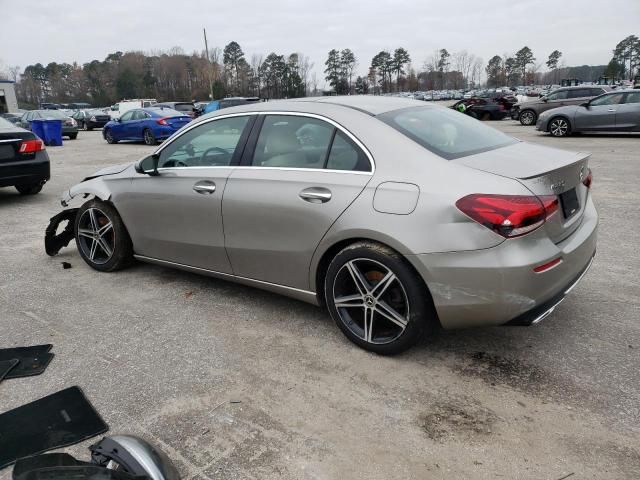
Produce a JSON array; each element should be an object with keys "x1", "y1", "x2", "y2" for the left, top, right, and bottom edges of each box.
[{"x1": 0, "y1": 121, "x2": 639, "y2": 479}]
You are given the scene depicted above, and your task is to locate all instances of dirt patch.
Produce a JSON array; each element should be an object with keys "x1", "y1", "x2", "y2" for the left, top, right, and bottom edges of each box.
[
  {"x1": 462, "y1": 351, "x2": 548, "y2": 392},
  {"x1": 420, "y1": 397, "x2": 498, "y2": 441}
]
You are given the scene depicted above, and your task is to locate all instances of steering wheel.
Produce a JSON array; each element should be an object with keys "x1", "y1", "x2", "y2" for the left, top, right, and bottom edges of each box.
[{"x1": 202, "y1": 146, "x2": 229, "y2": 165}]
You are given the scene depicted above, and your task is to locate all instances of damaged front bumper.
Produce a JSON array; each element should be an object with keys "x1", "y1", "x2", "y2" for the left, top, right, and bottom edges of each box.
[{"x1": 44, "y1": 208, "x2": 79, "y2": 256}]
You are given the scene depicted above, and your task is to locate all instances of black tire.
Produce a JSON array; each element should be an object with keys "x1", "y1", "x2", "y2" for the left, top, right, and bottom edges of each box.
[
  {"x1": 105, "y1": 129, "x2": 117, "y2": 144},
  {"x1": 324, "y1": 241, "x2": 436, "y2": 355},
  {"x1": 143, "y1": 128, "x2": 157, "y2": 145},
  {"x1": 74, "y1": 199, "x2": 133, "y2": 272},
  {"x1": 87, "y1": 124, "x2": 93, "y2": 131},
  {"x1": 15, "y1": 182, "x2": 43, "y2": 195},
  {"x1": 481, "y1": 112, "x2": 491, "y2": 121},
  {"x1": 548, "y1": 116, "x2": 571, "y2": 137},
  {"x1": 68, "y1": 133, "x2": 78, "y2": 140},
  {"x1": 519, "y1": 109, "x2": 537, "y2": 126}
]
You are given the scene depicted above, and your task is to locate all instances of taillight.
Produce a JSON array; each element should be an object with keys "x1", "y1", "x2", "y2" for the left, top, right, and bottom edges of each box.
[
  {"x1": 19, "y1": 139, "x2": 45, "y2": 153},
  {"x1": 456, "y1": 194, "x2": 559, "y2": 238},
  {"x1": 582, "y1": 169, "x2": 592, "y2": 189},
  {"x1": 156, "y1": 118, "x2": 169, "y2": 126}
]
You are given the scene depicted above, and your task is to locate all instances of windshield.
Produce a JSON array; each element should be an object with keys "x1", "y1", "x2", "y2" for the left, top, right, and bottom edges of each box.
[
  {"x1": 378, "y1": 106, "x2": 517, "y2": 159},
  {"x1": 88, "y1": 109, "x2": 107, "y2": 115}
]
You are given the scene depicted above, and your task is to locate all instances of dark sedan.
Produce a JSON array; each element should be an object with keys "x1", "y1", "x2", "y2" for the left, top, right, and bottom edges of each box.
[
  {"x1": 72, "y1": 109, "x2": 111, "y2": 130},
  {"x1": 0, "y1": 116, "x2": 50, "y2": 194},
  {"x1": 16, "y1": 110, "x2": 79, "y2": 139}
]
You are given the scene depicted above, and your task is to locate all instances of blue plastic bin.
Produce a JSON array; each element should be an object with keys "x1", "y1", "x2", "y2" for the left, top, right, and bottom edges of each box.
[
  {"x1": 30, "y1": 119, "x2": 46, "y2": 142},
  {"x1": 41, "y1": 119, "x2": 63, "y2": 146}
]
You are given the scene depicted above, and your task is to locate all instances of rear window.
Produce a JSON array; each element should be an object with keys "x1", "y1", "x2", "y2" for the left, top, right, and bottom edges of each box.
[
  {"x1": 39, "y1": 110, "x2": 69, "y2": 119},
  {"x1": 148, "y1": 108, "x2": 183, "y2": 117},
  {"x1": 173, "y1": 103, "x2": 194, "y2": 112},
  {"x1": 379, "y1": 106, "x2": 517, "y2": 160}
]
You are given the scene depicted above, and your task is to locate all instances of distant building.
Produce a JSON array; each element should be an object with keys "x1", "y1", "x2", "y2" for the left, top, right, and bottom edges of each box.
[{"x1": 0, "y1": 80, "x2": 19, "y2": 113}]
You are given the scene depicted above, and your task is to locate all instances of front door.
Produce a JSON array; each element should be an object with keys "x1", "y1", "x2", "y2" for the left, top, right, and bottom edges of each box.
[
  {"x1": 223, "y1": 113, "x2": 373, "y2": 289},
  {"x1": 115, "y1": 114, "x2": 253, "y2": 272},
  {"x1": 574, "y1": 92, "x2": 625, "y2": 131}
]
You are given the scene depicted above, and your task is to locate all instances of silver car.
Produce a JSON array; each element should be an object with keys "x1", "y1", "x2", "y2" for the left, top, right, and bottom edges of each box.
[
  {"x1": 537, "y1": 89, "x2": 640, "y2": 136},
  {"x1": 55, "y1": 97, "x2": 598, "y2": 354}
]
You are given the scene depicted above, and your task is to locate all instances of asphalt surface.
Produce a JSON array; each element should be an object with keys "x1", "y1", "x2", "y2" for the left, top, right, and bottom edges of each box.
[{"x1": 0, "y1": 116, "x2": 639, "y2": 479}]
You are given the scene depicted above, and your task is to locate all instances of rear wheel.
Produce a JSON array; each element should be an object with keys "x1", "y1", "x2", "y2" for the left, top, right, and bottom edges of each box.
[
  {"x1": 68, "y1": 133, "x2": 78, "y2": 140},
  {"x1": 549, "y1": 117, "x2": 571, "y2": 137},
  {"x1": 519, "y1": 110, "x2": 537, "y2": 125},
  {"x1": 74, "y1": 199, "x2": 133, "y2": 272},
  {"x1": 325, "y1": 241, "x2": 435, "y2": 355},
  {"x1": 15, "y1": 182, "x2": 43, "y2": 195},
  {"x1": 143, "y1": 128, "x2": 157, "y2": 145},
  {"x1": 105, "y1": 129, "x2": 117, "y2": 144}
]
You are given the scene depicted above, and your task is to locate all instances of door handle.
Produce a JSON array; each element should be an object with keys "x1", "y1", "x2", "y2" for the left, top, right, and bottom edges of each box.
[
  {"x1": 193, "y1": 181, "x2": 216, "y2": 194},
  {"x1": 299, "y1": 187, "x2": 332, "y2": 203}
]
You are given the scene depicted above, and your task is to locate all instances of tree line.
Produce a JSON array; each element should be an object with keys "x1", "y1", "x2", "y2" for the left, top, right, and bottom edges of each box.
[{"x1": 3, "y1": 34, "x2": 637, "y2": 108}]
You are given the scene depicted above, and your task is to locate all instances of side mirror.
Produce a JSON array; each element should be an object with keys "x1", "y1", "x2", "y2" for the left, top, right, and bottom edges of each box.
[
  {"x1": 541, "y1": 97, "x2": 548, "y2": 102},
  {"x1": 136, "y1": 154, "x2": 160, "y2": 176}
]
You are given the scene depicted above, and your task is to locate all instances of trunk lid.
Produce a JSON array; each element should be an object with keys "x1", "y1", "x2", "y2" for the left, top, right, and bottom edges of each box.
[
  {"x1": 454, "y1": 141, "x2": 591, "y2": 244},
  {"x1": 166, "y1": 116, "x2": 191, "y2": 129}
]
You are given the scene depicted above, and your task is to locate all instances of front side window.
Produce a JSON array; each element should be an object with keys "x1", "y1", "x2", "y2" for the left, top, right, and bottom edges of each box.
[
  {"x1": 590, "y1": 93, "x2": 625, "y2": 106},
  {"x1": 623, "y1": 92, "x2": 640, "y2": 104},
  {"x1": 158, "y1": 115, "x2": 250, "y2": 168},
  {"x1": 379, "y1": 106, "x2": 517, "y2": 160},
  {"x1": 547, "y1": 90, "x2": 568, "y2": 101}
]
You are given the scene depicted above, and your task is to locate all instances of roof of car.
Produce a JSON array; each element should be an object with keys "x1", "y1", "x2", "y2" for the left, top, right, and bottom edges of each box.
[{"x1": 208, "y1": 96, "x2": 434, "y2": 117}]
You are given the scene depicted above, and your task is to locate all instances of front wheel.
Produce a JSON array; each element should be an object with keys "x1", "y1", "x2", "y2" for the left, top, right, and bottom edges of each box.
[
  {"x1": 68, "y1": 133, "x2": 78, "y2": 140},
  {"x1": 549, "y1": 117, "x2": 571, "y2": 137},
  {"x1": 519, "y1": 110, "x2": 537, "y2": 126},
  {"x1": 105, "y1": 129, "x2": 117, "y2": 144},
  {"x1": 324, "y1": 241, "x2": 436, "y2": 355},
  {"x1": 75, "y1": 199, "x2": 133, "y2": 272},
  {"x1": 143, "y1": 128, "x2": 157, "y2": 145}
]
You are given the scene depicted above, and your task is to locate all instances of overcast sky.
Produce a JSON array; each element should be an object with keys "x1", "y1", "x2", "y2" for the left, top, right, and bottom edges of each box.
[{"x1": 1, "y1": 0, "x2": 638, "y2": 85}]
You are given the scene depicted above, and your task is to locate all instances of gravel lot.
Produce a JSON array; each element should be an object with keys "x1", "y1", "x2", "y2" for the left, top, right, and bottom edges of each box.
[{"x1": 1, "y1": 118, "x2": 639, "y2": 479}]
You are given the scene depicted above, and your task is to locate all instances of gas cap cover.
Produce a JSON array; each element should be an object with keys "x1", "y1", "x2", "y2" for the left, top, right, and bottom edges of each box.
[{"x1": 373, "y1": 182, "x2": 420, "y2": 215}]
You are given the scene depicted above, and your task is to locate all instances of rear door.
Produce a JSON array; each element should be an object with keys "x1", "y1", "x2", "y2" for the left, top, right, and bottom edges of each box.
[
  {"x1": 616, "y1": 91, "x2": 640, "y2": 130},
  {"x1": 222, "y1": 113, "x2": 373, "y2": 289},
  {"x1": 116, "y1": 114, "x2": 254, "y2": 272},
  {"x1": 574, "y1": 92, "x2": 625, "y2": 131}
]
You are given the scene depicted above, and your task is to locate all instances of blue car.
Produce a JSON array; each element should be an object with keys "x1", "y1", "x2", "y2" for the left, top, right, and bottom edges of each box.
[{"x1": 103, "y1": 107, "x2": 191, "y2": 145}]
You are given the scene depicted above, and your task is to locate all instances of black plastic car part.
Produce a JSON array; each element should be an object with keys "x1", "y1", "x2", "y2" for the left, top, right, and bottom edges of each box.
[
  {"x1": 45, "y1": 208, "x2": 79, "y2": 256},
  {"x1": 0, "y1": 386, "x2": 108, "y2": 469},
  {"x1": 12, "y1": 453, "x2": 144, "y2": 480}
]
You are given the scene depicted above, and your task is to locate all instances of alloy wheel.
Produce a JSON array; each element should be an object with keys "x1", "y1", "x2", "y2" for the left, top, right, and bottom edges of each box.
[
  {"x1": 550, "y1": 118, "x2": 569, "y2": 136},
  {"x1": 77, "y1": 208, "x2": 115, "y2": 265},
  {"x1": 332, "y1": 258, "x2": 410, "y2": 345},
  {"x1": 144, "y1": 129, "x2": 154, "y2": 145},
  {"x1": 520, "y1": 111, "x2": 535, "y2": 125}
]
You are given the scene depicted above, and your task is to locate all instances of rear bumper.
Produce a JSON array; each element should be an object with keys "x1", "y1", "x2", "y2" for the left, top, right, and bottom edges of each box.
[
  {"x1": 0, "y1": 151, "x2": 51, "y2": 187},
  {"x1": 62, "y1": 126, "x2": 78, "y2": 136},
  {"x1": 406, "y1": 195, "x2": 598, "y2": 329}
]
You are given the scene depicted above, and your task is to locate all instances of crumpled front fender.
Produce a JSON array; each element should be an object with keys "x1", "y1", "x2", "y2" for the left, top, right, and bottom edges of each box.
[{"x1": 61, "y1": 177, "x2": 112, "y2": 207}]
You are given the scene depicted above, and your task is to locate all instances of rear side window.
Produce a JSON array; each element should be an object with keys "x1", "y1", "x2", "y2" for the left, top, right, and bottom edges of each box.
[
  {"x1": 252, "y1": 115, "x2": 333, "y2": 169},
  {"x1": 379, "y1": 106, "x2": 517, "y2": 160},
  {"x1": 251, "y1": 115, "x2": 371, "y2": 171}
]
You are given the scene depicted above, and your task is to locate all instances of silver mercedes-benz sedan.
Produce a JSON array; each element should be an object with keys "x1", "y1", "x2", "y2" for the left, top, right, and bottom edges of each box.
[{"x1": 55, "y1": 96, "x2": 597, "y2": 354}]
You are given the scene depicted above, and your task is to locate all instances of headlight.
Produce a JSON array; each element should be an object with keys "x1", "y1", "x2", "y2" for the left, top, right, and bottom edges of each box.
[
  {"x1": 90, "y1": 116, "x2": 96, "y2": 121},
  {"x1": 70, "y1": 118, "x2": 77, "y2": 127}
]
